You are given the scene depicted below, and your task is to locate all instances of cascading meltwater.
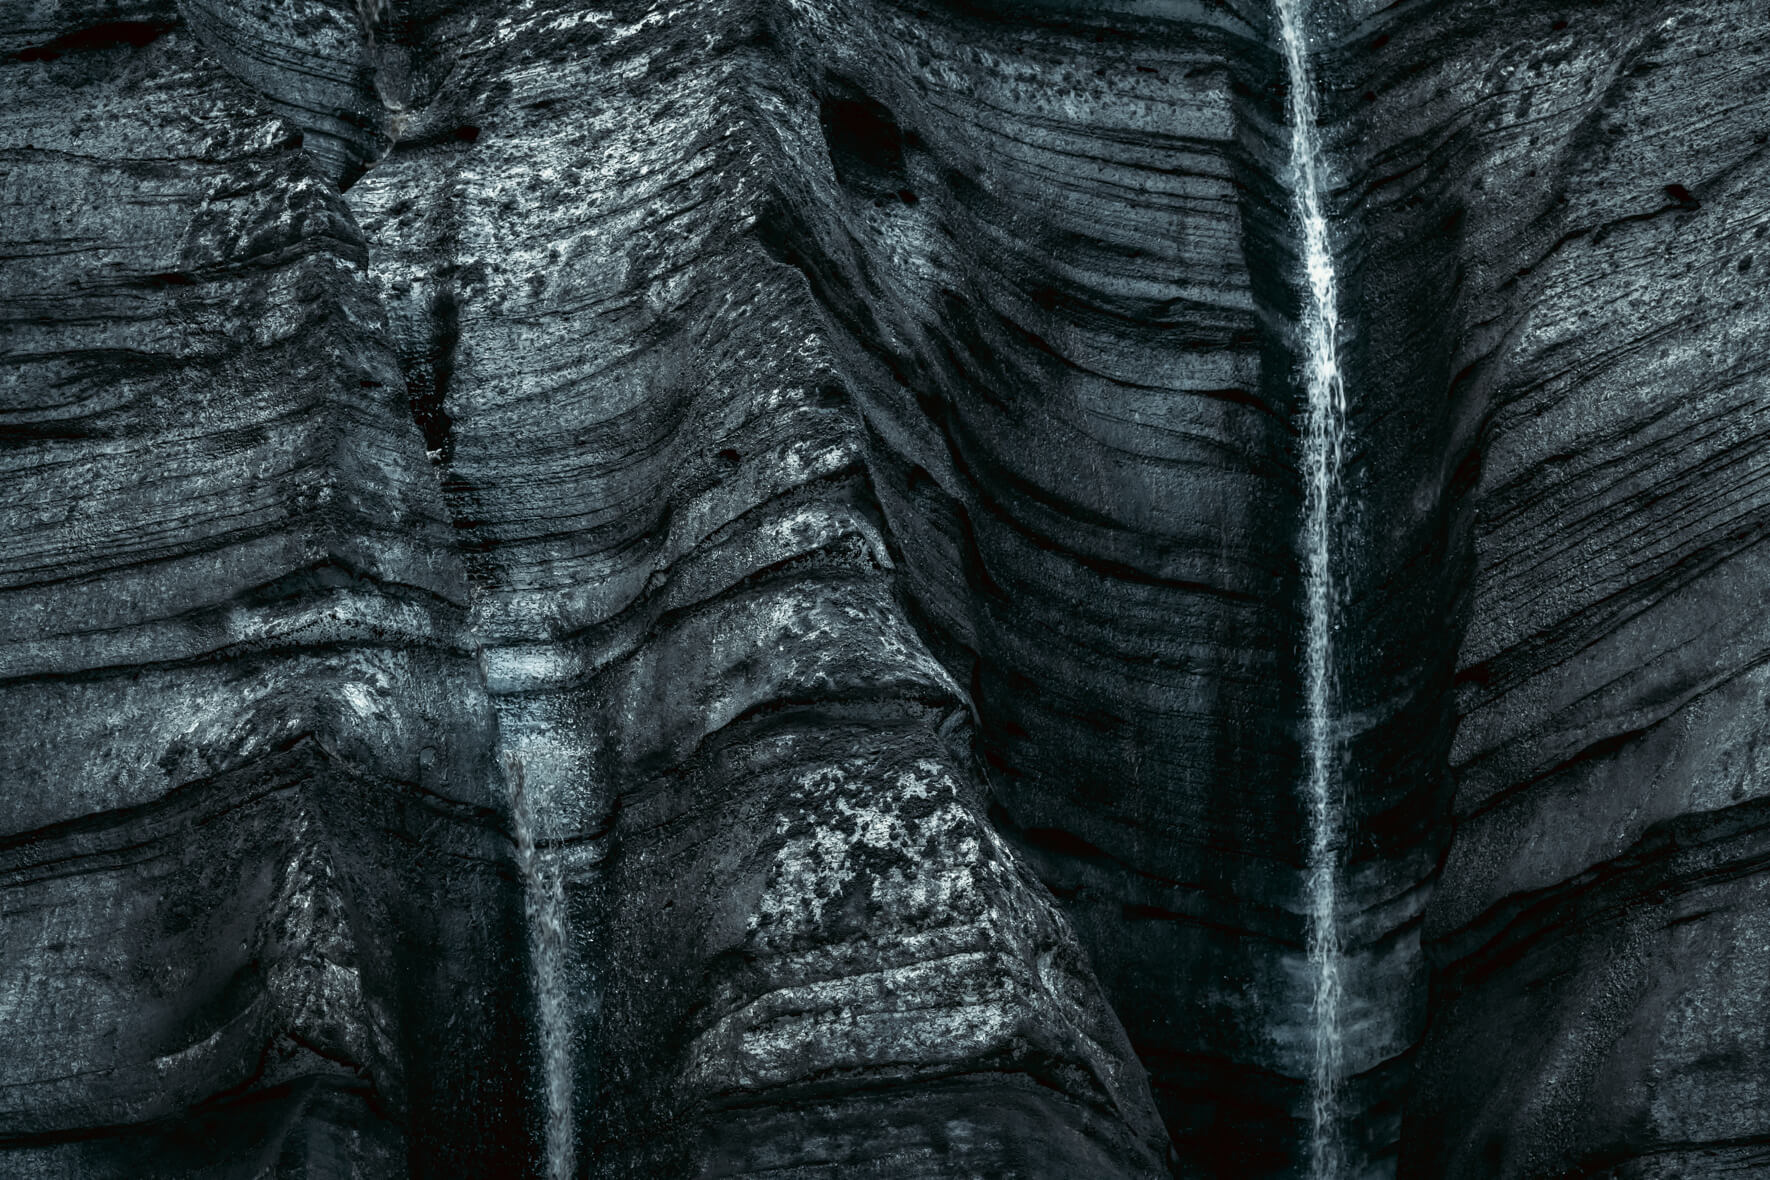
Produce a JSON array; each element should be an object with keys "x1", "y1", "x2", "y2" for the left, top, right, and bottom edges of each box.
[
  {"x1": 1272, "y1": 0, "x2": 1349, "y2": 1176},
  {"x1": 506, "y1": 755, "x2": 576, "y2": 1180}
]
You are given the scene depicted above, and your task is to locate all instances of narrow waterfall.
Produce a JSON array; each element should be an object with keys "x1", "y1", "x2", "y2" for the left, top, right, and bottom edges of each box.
[
  {"x1": 506, "y1": 755, "x2": 576, "y2": 1180},
  {"x1": 1273, "y1": 1, "x2": 1349, "y2": 1176}
]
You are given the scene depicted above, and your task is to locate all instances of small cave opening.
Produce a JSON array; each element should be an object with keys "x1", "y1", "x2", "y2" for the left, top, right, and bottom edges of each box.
[{"x1": 818, "y1": 75, "x2": 913, "y2": 201}]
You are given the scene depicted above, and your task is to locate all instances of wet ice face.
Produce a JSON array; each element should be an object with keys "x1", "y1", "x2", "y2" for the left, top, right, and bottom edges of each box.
[{"x1": 1274, "y1": 0, "x2": 1352, "y2": 1175}]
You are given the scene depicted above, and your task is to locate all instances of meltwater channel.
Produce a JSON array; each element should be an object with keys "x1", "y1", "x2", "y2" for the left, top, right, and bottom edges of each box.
[
  {"x1": 1273, "y1": 0, "x2": 1351, "y2": 1176},
  {"x1": 506, "y1": 755, "x2": 576, "y2": 1180}
]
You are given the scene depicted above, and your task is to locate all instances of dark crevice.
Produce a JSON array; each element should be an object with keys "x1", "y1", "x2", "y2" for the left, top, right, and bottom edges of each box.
[
  {"x1": 407, "y1": 289, "x2": 459, "y2": 462},
  {"x1": 8, "y1": 20, "x2": 176, "y2": 63}
]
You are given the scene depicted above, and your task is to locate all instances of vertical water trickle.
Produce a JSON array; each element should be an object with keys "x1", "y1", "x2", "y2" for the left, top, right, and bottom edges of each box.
[
  {"x1": 1273, "y1": 0, "x2": 1348, "y2": 1176},
  {"x1": 506, "y1": 755, "x2": 576, "y2": 1180}
]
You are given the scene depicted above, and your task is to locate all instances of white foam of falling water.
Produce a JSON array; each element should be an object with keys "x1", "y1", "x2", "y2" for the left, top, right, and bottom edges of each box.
[
  {"x1": 1272, "y1": 0, "x2": 1348, "y2": 1176},
  {"x1": 507, "y1": 755, "x2": 575, "y2": 1180}
]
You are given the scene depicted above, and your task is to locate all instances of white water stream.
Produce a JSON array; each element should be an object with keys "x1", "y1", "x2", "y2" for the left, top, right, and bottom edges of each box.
[
  {"x1": 1273, "y1": 1, "x2": 1349, "y2": 1176},
  {"x1": 507, "y1": 755, "x2": 575, "y2": 1180}
]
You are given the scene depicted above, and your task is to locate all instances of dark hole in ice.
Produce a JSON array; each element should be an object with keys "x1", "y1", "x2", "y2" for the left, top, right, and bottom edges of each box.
[
  {"x1": 10, "y1": 19, "x2": 174, "y2": 62},
  {"x1": 407, "y1": 290, "x2": 459, "y2": 461},
  {"x1": 819, "y1": 76, "x2": 910, "y2": 198}
]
